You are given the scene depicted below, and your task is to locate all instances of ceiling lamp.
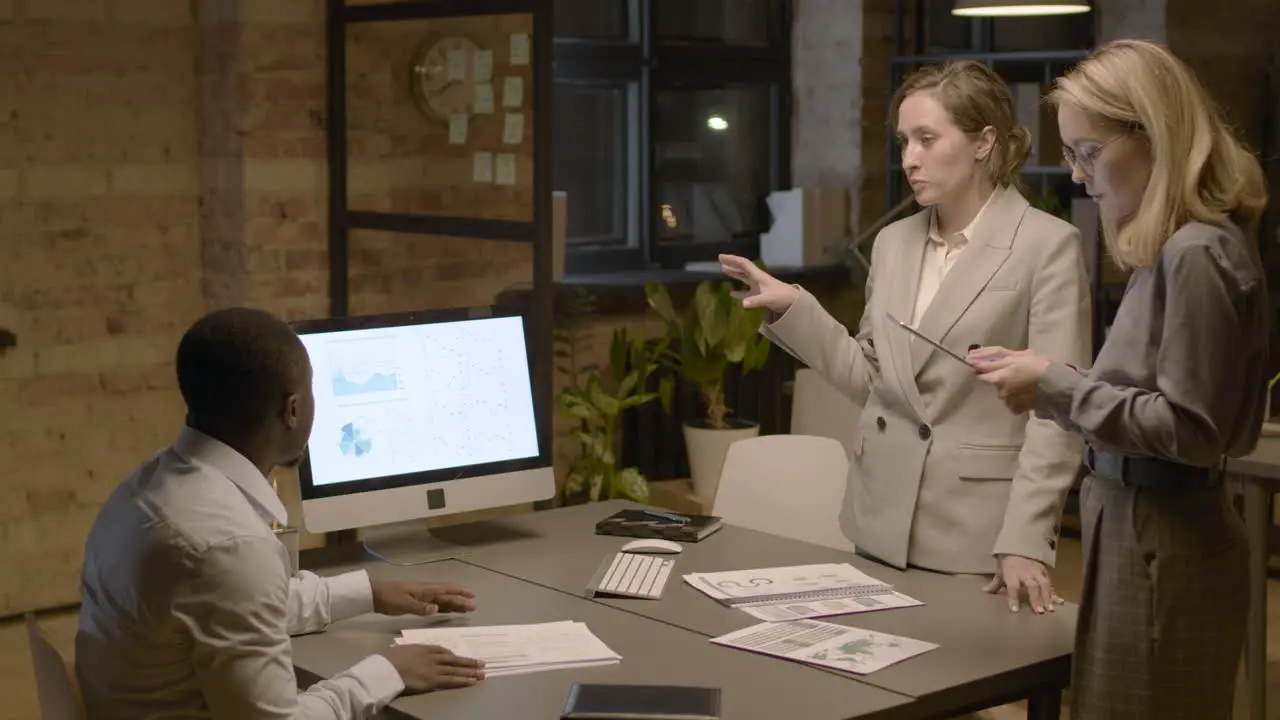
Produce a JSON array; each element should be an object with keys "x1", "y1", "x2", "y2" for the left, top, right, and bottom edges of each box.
[{"x1": 953, "y1": 0, "x2": 1090, "y2": 16}]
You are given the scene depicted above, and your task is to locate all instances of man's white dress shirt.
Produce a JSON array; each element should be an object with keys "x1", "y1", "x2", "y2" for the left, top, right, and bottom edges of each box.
[
  {"x1": 909, "y1": 192, "x2": 994, "y2": 327},
  {"x1": 76, "y1": 427, "x2": 404, "y2": 719}
]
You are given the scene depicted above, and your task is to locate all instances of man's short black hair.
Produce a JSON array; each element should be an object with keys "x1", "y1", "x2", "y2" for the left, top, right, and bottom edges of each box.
[{"x1": 176, "y1": 307, "x2": 310, "y2": 431}]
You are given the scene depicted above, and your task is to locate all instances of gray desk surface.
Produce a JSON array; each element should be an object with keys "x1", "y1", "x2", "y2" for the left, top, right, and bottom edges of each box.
[
  {"x1": 449, "y1": 501, "x2": 1075, "y2": 709},
  {"x1": 291, "y1": 560, "x2": 915, "y2": 720}
]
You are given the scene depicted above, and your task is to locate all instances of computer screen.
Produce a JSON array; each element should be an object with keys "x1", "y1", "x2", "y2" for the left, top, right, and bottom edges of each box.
[{"x1": 295, "y1": 311, "x2": 541, "y2": 494}]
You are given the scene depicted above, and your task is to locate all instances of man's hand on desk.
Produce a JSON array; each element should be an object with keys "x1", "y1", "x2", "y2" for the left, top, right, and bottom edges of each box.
[
  {"x1": 371, "y1": 580, "x2": 477, "y2": 617},
  {"x1": 984, "y1": 555, "x2": 1064, "y2": 615},
  {"x1": 380, "y1": 644, "x2": 485, "y2": 693}
]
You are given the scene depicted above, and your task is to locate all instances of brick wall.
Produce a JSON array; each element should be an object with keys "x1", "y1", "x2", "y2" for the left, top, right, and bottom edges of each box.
[
  {"x1": 0, "y1": 2, "x2": 546, "y2": 611},
  {"x1": 0, "y1": 1, "x2": 201, "y2": 616}
]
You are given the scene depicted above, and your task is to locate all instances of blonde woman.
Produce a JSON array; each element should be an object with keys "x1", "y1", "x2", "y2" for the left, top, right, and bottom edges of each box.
[
  {"x1": 971, "y1": 40, "x2": 1269, "y2": 719},
  {"x1": 722, "y1": 60, "x2": 1090, "y2": 614}
]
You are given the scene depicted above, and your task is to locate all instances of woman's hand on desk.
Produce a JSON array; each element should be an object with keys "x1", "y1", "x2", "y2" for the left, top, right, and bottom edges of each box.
[
  {"x1": 986, "y1": 554, "x2": 1065, "y2": 614},
  {"x1": 719, "y1": 254, "x2": 800, "y2": 314},
  {"x1": 967, "y1": 346, "x2": 1052, "y2": 415},
  {"x1": 380, "y1": 644, "x2": 485, "y2": 693},
  {"x1": 371, "y1": 580, "x2": 477, "y2": 616}
]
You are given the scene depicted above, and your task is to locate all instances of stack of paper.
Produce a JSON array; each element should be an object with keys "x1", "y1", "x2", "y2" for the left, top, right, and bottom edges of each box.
[
  {"x1": 710, "y1": 618, "x2": 938, "y2": 675},
  {"x1": 395, "y1": 621, "x2": 621, "y2": 677},
  {"x1": 683, "y1": 563, "x2": 923, "y2": 622}
]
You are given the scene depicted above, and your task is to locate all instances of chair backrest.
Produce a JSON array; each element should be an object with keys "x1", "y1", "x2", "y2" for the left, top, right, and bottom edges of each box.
[
  {"x1": 790, "y1": 368, "x2": 861, "y2": 459},
  {"x1": 26, "y1": 614, "x2": 85, "y2": 720},
  {"x1": 711, "y1": 434, "x2": 855, "y2": 552}
]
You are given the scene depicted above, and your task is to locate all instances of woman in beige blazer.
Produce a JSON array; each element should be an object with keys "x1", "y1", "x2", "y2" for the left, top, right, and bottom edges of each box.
[
  {"x1": 721, "y1": 60, "x2": 1091, "y2": 614},
  {"x1": 971, "y1": 40, "x2": 1268, "y2": 719}
]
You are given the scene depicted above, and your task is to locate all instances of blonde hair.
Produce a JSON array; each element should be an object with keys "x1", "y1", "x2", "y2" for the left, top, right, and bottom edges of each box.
[
  {"x1": 891, "y1": 60, "x2": 1032, "y2": 189},
  {"x1": 1048, "y1": 39, "x2": 1268, "y2": 270}
]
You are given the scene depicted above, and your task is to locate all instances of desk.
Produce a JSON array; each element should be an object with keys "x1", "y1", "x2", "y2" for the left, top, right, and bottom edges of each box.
[
  {"x1": 291, "y1": 559, "x2": 915, "y2": 719},
  {"x1": 456, "y1": 500, "x2": 1074, "y2": 719},
  {"x1": 1225, "y1": 437, "x2": 1280, "y2": 720}
]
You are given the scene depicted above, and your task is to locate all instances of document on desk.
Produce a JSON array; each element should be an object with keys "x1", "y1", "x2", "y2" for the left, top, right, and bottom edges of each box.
[
  {"x1": 710, "y1": 619, "x2": 938, "y2": 675},
  {"x1": 395, "y1": 621, "x2": 621, "y2": 677},
  {"x1": 683, "y1": 563, "x2": 923, "y2": 621}
]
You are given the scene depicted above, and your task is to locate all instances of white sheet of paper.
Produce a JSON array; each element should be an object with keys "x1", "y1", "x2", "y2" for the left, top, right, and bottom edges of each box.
[
  {"x1": 502, "y1": 76, "x2": 523, "y2": 108},
  {"x1": 495, "y1": 153, "x2": 516, "y2": 186},
  {"x1": 472, "y1": 83, "x2": 494, "y2": 114},
  {"x1": 448, "y1": 115, "x2": 468, "y2": 145},
  {"x1": 711, "y1": 619, "x2": 938, "y2": 675},
  {"x1": 474, "y1": 49, "x2": 494, "y2": 82},
  {"x1": 446, "y1": 49, "x2": 467, "y2": 81},
  {"x1": 397, "y1": 621, "x2": 620, "y2": 677},
  {"x1": 472, "y1": 151, "x2": 494, "y2": 183},
  {"x1": 740, "y1": 592, "x2": 924, "y2": 622},
  {"x1": 509, "y1": 33, "x2": 530, "y2": 65},
  {"x1": 502, "y1": 113, "x2": 524, "y2": 145}
]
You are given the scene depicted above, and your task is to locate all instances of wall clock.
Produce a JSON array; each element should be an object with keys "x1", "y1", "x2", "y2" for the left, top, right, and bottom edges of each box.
[{"x1": 410, "y1": 35, "x2": 483, "y2": 120}]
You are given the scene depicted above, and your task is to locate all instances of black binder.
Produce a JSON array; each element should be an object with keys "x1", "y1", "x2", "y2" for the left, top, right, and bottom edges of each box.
[
  {"x1": 561, "y1": 683, "x2": 721, "y2": 720},
  {"x1": 595, "y1": 508, "x2": 724, "y2": 543}
]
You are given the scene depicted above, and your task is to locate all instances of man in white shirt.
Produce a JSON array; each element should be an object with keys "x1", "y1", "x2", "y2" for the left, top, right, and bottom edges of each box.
[{"x1": 76, "y1": 307, "x2": 486, "y2": 719}]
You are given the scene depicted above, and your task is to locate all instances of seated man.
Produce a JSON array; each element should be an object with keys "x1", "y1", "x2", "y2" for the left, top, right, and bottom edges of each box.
[{"x1": 76, "y1": 307, "x2": 485, "y2": 719}]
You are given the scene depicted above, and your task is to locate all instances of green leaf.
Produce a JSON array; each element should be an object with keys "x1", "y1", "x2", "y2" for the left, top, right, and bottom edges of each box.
[
  {"x1": 587, "y1": 472, "x2": 605, "y2": 502},
  {"x1": 610, "y1": 330, "x2": 629, "y2": 382},
  {"x1": 616, "y1": 370, "x2": 639, "y2": 399},
  {"x1": 589, "y1": 380, "x2": 621, "y2": 418},
  {"x1": 616, "y1": 467, "x2": 650, "y2": 503},
  {"x1": 645, "y1": 281, "x2": 679, "y2": 326},
  {"x1": 659, "y1": 376, "x2": 675, "y2": 414},
  {"x1": 559, "y1": 402, "x2": 594, "y2": 420},
  {"x1": 619, "y1": 391, "x2": 658, "y2": 408}
]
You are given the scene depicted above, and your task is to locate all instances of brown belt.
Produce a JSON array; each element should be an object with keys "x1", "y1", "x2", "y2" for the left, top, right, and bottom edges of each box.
[{"x1": 1085, "y1": 447, "x2": 1223, "y2": 490}]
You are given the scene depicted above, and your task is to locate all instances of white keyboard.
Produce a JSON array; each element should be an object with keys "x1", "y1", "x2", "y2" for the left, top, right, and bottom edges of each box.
[{"x1": 586, "y1": 552, "x2": 675, "y2": 600}]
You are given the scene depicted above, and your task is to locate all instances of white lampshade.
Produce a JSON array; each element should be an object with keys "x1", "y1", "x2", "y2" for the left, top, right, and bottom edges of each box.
[{"x1": 953, "y1": 0, "x2": 1090, "y2": 16}]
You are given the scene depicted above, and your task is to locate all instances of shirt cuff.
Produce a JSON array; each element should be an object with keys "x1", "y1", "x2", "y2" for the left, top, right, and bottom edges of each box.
[
  {"x1": 347, "y1": 653, "x2": 405, "y2": 707},
  {"x1": 1035, "y1": 361, "x2": 1084, "y2": 421},
  {"x1": 326, "y1": 570, "x2": 375, "y2": 623}
]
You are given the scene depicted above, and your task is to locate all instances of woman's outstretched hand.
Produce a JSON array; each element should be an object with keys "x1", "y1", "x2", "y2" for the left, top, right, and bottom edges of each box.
[{"x1": 719, "y1": 254, "x2": 801, "y2": 314}]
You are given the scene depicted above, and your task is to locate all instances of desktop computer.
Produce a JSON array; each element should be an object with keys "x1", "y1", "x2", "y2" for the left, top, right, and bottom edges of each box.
[{"x1": 290, "y1": 305, "x2": 555, "y2": 565}]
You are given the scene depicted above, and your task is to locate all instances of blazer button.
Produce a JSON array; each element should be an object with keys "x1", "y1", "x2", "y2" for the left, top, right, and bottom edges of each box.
[
  {"x1": 876, "y1": 416, "x2": 886, "y2": 431},
  {"x1": 1048, "y1": 537, "x2": 1057, "y2": 550},
  {"x1": 968, "y1": 343, "x2": 981, "y2": 353},
  {"x1": 918, "y1": 424, "x2": 931, "y2": 440}
]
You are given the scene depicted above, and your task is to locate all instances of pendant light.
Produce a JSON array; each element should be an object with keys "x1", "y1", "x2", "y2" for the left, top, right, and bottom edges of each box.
[{"x1": 953, "y1": 0, "x2": 1090, "y2": 16}]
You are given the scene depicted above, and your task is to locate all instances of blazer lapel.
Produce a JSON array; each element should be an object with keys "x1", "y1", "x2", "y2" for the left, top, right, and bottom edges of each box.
[
  {"x1": 910, "y1": 185, "x2": 1025, "y2": 373},
  {"x1": 879, "y1": 212, "x2": 929, "y2": 420}
]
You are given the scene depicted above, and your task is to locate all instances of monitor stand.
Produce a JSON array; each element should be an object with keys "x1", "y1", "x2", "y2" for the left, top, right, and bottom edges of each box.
[{"x1": 361, "y1": 517, "x2": 541, "y2": 566}]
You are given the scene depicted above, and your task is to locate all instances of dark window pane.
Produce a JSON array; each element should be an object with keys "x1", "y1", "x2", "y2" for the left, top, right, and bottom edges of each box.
[
  {"x1": 653, "y1": 85, "x2": 772, "y2": 245},
  {"x1": 554, "y1": 0, "x2": 628, "y2": 38},
  {"x1": 655, "y1": 0, "x2": 770, "y2": 45},
  {"x1": 553, "y1": 83, "x2": 631, "y2": 244}
]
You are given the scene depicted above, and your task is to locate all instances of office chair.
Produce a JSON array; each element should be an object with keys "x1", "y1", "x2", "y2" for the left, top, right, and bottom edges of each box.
[
  {"x1": 25, "y1": 613, "x2": 85, "y2": 720},
  {"x1": 712, "y1": 434, "x2": 855, "y2": 552}
]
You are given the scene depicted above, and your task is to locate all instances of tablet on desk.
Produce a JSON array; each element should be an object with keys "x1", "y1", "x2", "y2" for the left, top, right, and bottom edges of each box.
[{"x1": 885, "y1": 312, "x2": 973, "y2": 369}]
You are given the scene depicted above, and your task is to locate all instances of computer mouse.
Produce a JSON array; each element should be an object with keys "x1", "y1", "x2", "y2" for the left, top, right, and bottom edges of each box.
[{"x1": 621, "y1": 538, "x2": 683, "y2": 554}]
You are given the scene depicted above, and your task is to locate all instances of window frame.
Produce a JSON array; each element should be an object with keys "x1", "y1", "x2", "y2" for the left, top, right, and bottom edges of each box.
[{"x1": 554, "y1": 0, "x2": 792, "y2": 274}]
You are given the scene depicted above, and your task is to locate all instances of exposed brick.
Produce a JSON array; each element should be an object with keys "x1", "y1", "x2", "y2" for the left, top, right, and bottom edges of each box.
[
  {"x1": 110, "y1": 0, "x2": 194, "y2": 25},
  {"x1": 20, "y1": 0, "x2": 108, "y2": 21}
]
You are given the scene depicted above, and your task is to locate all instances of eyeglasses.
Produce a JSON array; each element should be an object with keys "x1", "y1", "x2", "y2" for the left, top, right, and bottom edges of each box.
[{"x1": 1062, "y1": 135, "x2": 1122, "y2": 175}]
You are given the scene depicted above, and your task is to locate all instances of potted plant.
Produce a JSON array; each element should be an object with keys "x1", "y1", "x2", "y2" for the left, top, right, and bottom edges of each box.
[
  {"x1": 644, "y1": 279, "x2": 772, "y2": 501},
  {"x1": 554, "y1": 288, "x2": 668, "y2": 504}
]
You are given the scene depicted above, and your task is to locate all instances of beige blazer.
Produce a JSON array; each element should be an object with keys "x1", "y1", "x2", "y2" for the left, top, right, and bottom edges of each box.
[{"x1": 764, "y1": 185, "x2": 1091, "y2": 573}]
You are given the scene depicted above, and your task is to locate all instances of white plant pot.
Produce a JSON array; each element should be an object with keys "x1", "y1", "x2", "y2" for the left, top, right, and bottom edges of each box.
[{"x1": 683, "y1": 421, "x2": 760, "y2": 503}]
